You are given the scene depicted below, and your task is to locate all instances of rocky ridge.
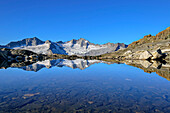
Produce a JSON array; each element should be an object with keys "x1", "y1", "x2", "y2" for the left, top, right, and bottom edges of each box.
[
  {"x1": 100, "y1": 27, "x2": 170, "y2": 61},
  {"x1": 6, "y1": 37, "x2": 44, "y2": 48},
  {"x1": 0, "y1": 37, "x2": 127, "y2": 56}
]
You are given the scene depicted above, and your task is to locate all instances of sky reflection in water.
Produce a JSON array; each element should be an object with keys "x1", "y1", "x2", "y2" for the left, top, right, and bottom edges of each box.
[{"x1": 0, "y1": 60, "x2": 170, "y2": 112}]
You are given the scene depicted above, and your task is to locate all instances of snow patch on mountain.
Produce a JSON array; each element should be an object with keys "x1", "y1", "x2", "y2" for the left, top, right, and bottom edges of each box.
[{"x1": 0, "y1": 37, "x2": 128, "y2": 56}]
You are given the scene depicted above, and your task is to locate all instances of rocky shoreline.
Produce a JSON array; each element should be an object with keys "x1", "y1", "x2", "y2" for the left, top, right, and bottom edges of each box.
[
  {"x1": 0, "y1": 27, "x2": 169, "y2": 68},
  {"x1": 0, "y1": 48, "x2": 100, "y2": 62},
  {"x1": 0, "y1": 48, "x2": 47, "y2": 61}
]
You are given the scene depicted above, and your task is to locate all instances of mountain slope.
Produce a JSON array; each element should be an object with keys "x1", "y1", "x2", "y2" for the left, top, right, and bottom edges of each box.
[
  {"x1": 14, "y1": 40, "x2": 67, "y2": 55},
  {"x1": 0, "y1": 37, "x2": 127, "y2": 56},
  {"x1": 100, "y1": 27, "x2": 170, "y2": 60},
  {"x1": 6, "y1": 37, "x2": 44, "y2": 48},
  {"x1": 61, "y1": 38, "x2": 127, "y2": 56}
]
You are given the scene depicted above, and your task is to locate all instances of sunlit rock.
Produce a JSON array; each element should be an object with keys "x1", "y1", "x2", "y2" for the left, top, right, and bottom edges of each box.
[{"x1": 139, "y1": 51, "x2": 153, "y2": 60}]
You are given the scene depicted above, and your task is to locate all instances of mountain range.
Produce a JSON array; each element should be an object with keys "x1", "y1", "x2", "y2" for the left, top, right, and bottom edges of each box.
[
  {"x1": 19, "y1": 59, "x2": 109, "y2": 72},
  {"x1": 0, "y1": 37, "x2": 127, "y2": 56}
]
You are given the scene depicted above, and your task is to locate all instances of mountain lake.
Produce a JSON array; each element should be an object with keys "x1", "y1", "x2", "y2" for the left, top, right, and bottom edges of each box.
[{"x1": 0, "y1": 59, "x2": 170, "y2": 113}]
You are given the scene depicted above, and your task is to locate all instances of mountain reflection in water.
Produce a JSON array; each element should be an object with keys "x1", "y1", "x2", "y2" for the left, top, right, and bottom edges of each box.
[
  {"x1": 0, "y1": 59, "x2": 170, "y2": 113},
  {"x1": 0, "y1": 59, "x2": 169, "y2": 81}
]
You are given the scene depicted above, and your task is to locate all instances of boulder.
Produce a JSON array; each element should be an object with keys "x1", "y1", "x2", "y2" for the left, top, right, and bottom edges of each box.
[
  {"x1": 139, "y1": 51, "x2": 153, "y2": 59},
  {"x1": 123, "y1": 50, "x2": 132, "y2": 55},
  {"x1": 151, "y1": 49, "x2": 163, "y2": 60},
  {"x1": 125, "y1": 54, "x2": 133, "y2": 59}
]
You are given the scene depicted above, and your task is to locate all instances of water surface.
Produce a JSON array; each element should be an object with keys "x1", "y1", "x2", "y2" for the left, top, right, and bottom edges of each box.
[{"x1": 0, "y1": 59, "x2": 170, "y2": 113}]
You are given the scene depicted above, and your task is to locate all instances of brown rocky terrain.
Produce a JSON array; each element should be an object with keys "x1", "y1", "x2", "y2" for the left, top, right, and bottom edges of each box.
[{"x1": 100, "y1": 27, "x2": 170, "y2": 61}]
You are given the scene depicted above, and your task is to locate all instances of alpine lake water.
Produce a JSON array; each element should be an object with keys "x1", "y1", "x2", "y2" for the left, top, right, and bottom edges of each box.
[{"x1": 0, "y1": 59, "x2": 170, "y2": 113}]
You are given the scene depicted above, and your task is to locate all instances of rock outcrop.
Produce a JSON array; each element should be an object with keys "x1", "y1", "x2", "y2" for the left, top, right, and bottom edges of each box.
[
  {"x1": 100, "y1": 27, "x2": 170, "y2": 61},
  {"x1": 0, "y1": 48, "x2": 46, "y2": 62},
  {"x1": 139, "y1": 51, "x2": 153, "y2": 60}
]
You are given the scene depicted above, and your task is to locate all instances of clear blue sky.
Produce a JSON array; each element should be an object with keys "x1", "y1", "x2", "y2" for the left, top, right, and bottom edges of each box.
[{"x1": 0, "y1": 0, "x2": 169, "y2": 45}]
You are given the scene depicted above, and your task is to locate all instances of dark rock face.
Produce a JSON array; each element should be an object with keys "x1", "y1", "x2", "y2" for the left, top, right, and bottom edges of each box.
[
  {"x1": 0, "y1": 48, "x2": 40, "y2": 61},
  {"x1": 0, "y1": 48, "x2": 37, "y2": 56},
  {"x1": 0, "y1": 45, "x2": 8, "y2": 48},
  {"x1": 6, "y1": 37, "x2": 44, "y2": 48},
  {"x1": 57, "y1": 41, "x2": 63, "y2": 43},
  {"x1": 67, "y1": 38, "x2": 91, "y2": 48}
]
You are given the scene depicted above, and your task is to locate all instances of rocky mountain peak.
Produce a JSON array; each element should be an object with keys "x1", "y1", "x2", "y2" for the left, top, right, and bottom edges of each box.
[
  {"x1": 45, "y1": 40, "x2": 52, "y2": 44},
  {"x1": 5, "y1": 37, "x2": 44, "y2": 48},
  {"x1": 117, "y1": 43, "x2": 128, "y2": 47},
  {"x1": 78, "y1": 38, "x2": 87, "y2": 41},
  {"x1": 68, "y1": 39, "x2": 77, "y2": 45},
  {"x1": 1, "y1": 37, "x2": 128, "y2": 56},
  {"x1": 33, "y1": 37, "x2": 38, "y2": 39},
  {"x1": 104, "y1": 42, "x2": 115, "y2": 46}
]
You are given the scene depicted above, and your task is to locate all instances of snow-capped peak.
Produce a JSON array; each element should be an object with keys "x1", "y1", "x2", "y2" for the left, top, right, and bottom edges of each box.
[{"x1": 0, "y1": 37, "x2": 128, "y2": 56}]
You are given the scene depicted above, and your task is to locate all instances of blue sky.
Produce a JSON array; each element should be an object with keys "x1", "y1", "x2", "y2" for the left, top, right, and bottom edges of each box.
[{"x1": 0, "y1": 0, "x2": 169, "y2": 45}]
